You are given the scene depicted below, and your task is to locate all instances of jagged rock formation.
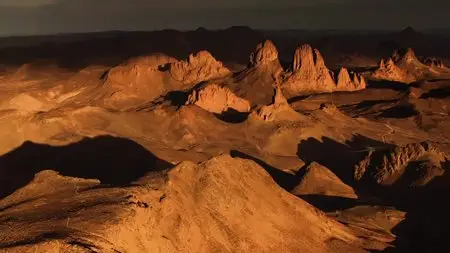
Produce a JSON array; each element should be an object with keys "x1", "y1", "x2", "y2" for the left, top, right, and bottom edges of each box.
[
  {"x1": 227, "y1": 40, "x2": 284, "y2": 106},
  {"x1": 336, "y1": 68, "x2": 367, "y2": 91},
  {"x1": 252, "y1": 86, "x2": 306, "y2": 122},
  {"x1": 423, "y1": 57, "x2": 446, "y2": 69},
  {"x1": 372, "y1": 48, "x2": 449, "y2": 83},
  {"x1": 0, "y1": 155, "x2": 369, "y2": 253},
  {"x1": 282, "y1": 45, "x2": 366, "y2": 97},
  {"x1": 395, "y1": 48, "x2": 421, "y2": 67},
  {"x1": 187, "y1": 84, "x2": 251, "y2": 114},
  {"x1": 354, "y1": 142, "x2": 448, "y2": 186},
  {"x1": 169, "y1": 50, "x2": 231, "y2": 85},
  {"x1": 291, "y1": 162, "x2": 358, "y2": 199},
  {"x1": 286, "y1": 44, "x2": 336, "y2": 93},
  {"x1": 249, "y1": 40, "x2": 280, "y2": 67},
  {"x1": 102, "y1": 52, "x2": 231, "y2": 110},
  {"x1": 374, "y1": 58, "x2": 412, "y2": 83}
]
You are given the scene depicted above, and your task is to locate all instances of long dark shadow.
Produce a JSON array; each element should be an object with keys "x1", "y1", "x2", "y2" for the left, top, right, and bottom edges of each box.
[
  {"x1": 229, "y1": 150, "x2": 305, "y2": 191},
  {"x1": 0, "y1": 135, "x2": 172, "y2": 200}
]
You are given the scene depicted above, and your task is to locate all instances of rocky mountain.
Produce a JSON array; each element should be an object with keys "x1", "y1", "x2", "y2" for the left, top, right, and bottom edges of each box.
[
  {"x1": 226, "y1": 40, "x2": 284, "y2": 106},
  {"x1": 102, "y1": 51, "x2": 231, "y2": 110},
  {"x1": 0, "y1": 155, "x2": 372, "y2": 253}
]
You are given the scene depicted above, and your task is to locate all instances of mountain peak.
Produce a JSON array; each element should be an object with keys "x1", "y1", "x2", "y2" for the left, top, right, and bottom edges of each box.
[{"x1": 249, "y1": 40, "x2": 279, "y2": 67}]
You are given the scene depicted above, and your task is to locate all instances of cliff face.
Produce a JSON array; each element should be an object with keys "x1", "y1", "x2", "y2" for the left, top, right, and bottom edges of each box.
[{"x1": 282, "y1": 45, "x2": 366, "y2": 97}]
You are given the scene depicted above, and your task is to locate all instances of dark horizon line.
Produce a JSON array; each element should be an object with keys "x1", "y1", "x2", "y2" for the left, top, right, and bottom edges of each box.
[{"x1": 0, "y1": 26, "x2": 447, "y2": 39}]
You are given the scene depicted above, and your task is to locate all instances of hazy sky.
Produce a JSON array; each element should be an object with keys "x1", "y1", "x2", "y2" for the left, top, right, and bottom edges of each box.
[{"x1": 0, "y1": 0, "x2": 447, "y2": 35}]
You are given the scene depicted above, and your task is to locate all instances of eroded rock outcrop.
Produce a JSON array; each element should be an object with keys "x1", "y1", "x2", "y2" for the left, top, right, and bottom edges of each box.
[
  {"x1": 169, "y1": 51, "x2": 231, "y2": 85},
  {"x1": 336, "y1": 68, "x2": 367, "y2": 91},
  {"x1": 103, "y1": 52, "x2": 231, "y2": 110},
  {"x1": 423, "y1": 57, "x2": 447, "y2": 69},
  {"x1": 103, "y1": 54, "x2": 178, "y2": 109},
  {"x1": 231, "y1": 40, "x2": 284, "y2": 106},
  {"x1": 374, "y1": 58, "x2": 411, "y2": 83},
  {"x1": 282, "y1": 45, "x2": 366, "y2": 97},
  {"x1": 354, "y1": 142, "x2": 448, "y2": 186},
  {"x1": 372, "y1": 48, "x2": 448, "y2": 83},
  {"x1": 187, "y1": 84, "x2": 251, "y2": 114},
  {"x1": 252, "y1": 86, "x2": 305, "y2": 122},
  {"x1": 249, "y1": 40, "x2": 279, "y2": 67}
]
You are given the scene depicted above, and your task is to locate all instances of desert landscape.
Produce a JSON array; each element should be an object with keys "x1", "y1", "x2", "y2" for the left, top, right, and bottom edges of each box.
[{"x1": 0, "y1": 24, "x2": 449, "y2": 253}]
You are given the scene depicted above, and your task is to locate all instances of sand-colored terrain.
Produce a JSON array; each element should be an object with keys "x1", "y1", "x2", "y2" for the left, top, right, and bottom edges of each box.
[{"x1": 0, "y1": 28, "x2": 449, "y2": 252}]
